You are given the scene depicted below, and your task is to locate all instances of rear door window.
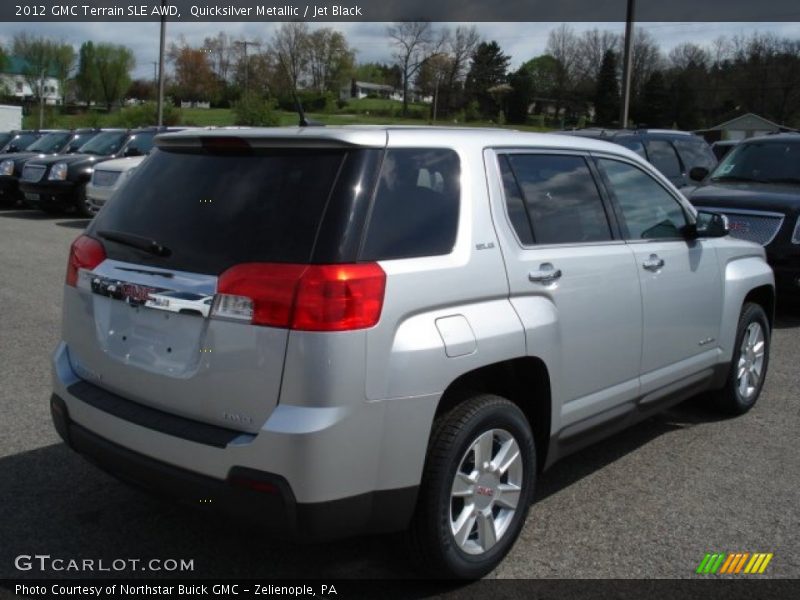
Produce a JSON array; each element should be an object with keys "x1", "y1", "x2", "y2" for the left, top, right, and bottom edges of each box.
[
  {"x1": 500, "y1": 153, "x2": 613, "y2": 245},
  {"x1": 361, "y1": 148, "x2": 460, "y2": 260},
  {"x1": 90, "y1": 147, "x2": 349, "y2": 274}
]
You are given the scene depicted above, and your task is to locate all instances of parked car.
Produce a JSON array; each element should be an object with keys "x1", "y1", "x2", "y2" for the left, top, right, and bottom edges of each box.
[
  {"x1": 86, "y1": 155, "x2": 146, "y2": 214},
  {"x1": 560, "y1": 128, "x2": 718, "y2": 188},
  {"x1": 0, "y1": 131, "x2": 15, "y2": 150},
  {"x1": 0, "y1": 129, "x2": 51, "y2": 154},
  {"x1": 683, "y1": 133, "x2": 800, "y2": 298},
  {"x1": 19, "y1": 127, "x2": 180, "y2": 217},
  {"x1": 711, "y1": 139, "x2": 738, "y2": 161},
  {"x1": 0, "y1": 129, "x2": 101, "y2": 205},
  {"x1": 51, "y1": 126, "x2": 773, "y2": 579}
]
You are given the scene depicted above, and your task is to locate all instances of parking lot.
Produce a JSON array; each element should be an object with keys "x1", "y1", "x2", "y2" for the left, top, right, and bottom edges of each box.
[{"x1": 0, "y1": 206, "x2": 798, "y2": 581}]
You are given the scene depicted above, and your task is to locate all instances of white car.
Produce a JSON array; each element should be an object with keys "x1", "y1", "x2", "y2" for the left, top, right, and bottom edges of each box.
[{"x1": 86, "y1": 155, "x2": 146, "y2": 213}]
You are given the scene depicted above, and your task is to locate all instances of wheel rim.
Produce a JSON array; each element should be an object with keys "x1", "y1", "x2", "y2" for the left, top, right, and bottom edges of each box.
[
  {"x1": 449, "y1": 428, "x2": 523, "y2": 556},
  {"x1": 737, "y1": 321, "x2": 765, "y2": 400}
]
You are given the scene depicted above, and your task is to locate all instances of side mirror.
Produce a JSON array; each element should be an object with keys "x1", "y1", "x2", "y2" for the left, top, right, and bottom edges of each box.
[
  {"x1": 689, "y1": 166, "x2": 709, "y2": 182},
  {"x1": 693, "y1": 210, "x2": 729, "y2": 239},
  {"x1": 123, "y1": 146, "x2": 142, "y2": 157}
]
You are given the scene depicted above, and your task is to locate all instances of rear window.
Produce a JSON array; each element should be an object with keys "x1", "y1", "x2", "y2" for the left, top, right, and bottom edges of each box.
[
  {"x1": 361, "y1": 148, "x2": 460, "y2": 260},
  {"x1": 673, "y1": 137, "x2": 717, "y2": 170},
  {"x1": 90, "y1": 147, "x2": 348, "y2": 274}
]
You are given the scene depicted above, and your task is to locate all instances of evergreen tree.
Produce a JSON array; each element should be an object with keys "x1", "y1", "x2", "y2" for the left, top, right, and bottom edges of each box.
[
  {"x1": 593, "y1": 49, "x2": 618, "y2": 126},
  {"x1": 464, "y1": 41, "x2": 510, "y2": 119},
  {"x1": 640, "y1": 71, "x2": 670, "y2": 127}
]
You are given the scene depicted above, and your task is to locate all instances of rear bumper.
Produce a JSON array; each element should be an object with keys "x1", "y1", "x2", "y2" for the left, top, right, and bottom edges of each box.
[{"x1": 50, "y1": 342, "x2": 423, "y2": 541}]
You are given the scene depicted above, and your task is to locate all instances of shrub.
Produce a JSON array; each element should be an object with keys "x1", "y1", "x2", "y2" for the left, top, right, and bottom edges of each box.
[
  {"x1": 233, "y1": 93, "x2": 280, "y2": 126},
  {"x1": 526, "y1": 114, "x2": 546, "y2": 128},
  {"x1": 465, "y1": 100, "x2": 481, "y2": 122},
  {"x1": 113, "y1": 102, "x2": 182, "y2": 127}
]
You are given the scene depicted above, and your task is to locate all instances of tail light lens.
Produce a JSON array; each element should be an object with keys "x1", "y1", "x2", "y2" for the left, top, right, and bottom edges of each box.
[
  {"x1": 213, "y1": 263, "x2": 386, "y2": 331},
  {"x1": 66, "y1": 235, "x2": 106, "y2": 287}
]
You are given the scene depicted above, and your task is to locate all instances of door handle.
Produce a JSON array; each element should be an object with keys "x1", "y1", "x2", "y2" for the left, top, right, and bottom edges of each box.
[
  {"x1": 642, "y1": 254, "x2": 665, "y2": 271},
  {"x1": 528, "y1": 263, "x2": 562, "y2": 283}
]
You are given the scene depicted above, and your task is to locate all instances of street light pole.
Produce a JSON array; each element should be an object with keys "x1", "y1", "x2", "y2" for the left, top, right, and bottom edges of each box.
[
  {"x1": 156, "y1": 0, "x2": 166, "y2": 125},
  {"x1": 619, "y1": 0, "x2": 636, "y2": 129}
]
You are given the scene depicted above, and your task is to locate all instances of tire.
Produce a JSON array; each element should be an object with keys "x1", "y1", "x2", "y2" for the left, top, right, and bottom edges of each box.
[
  {"x1": 408, "y1": 393, "x2": 536, "y2": 579},
  {"x1": 713, "y1": 302, "x2": 771, "y2": 415},
  {"x1": 74, "y1": 184, "x2": 94, "y2": 218}
]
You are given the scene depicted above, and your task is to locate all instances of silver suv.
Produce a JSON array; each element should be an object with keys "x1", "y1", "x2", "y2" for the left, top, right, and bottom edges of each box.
[{"x1": 51, "y1": 127, "x2": 774, "y2": 578}]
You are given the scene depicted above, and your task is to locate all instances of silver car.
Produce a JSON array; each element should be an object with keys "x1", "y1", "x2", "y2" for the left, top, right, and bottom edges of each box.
[{"x1": 52, "y1": 126, "x2": 774, "y2": 578}]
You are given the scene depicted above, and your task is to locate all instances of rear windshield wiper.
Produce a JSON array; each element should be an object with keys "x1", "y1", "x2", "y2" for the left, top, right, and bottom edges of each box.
[{"x1": 97, "y1": 230, "x2": 171, "y2": 257}]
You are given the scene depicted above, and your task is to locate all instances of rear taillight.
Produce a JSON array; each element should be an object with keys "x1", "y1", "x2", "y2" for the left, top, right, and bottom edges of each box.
[
  {"x1": 212, "y1": 263, "x2": 386, "y2": 331},
  {"x1": 66, "y1": 235, "x2": 106, "y2": 287}
]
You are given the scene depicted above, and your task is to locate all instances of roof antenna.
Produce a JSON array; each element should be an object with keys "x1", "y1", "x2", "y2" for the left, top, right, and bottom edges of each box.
[{"x1": 278, "y1": 53, "x2": 324, "y2": 127}]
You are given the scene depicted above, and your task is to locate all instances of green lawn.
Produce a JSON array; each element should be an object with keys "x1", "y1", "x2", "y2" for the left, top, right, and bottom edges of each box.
[{"x1": 24, "y1": 105, "x2": 551, "y2": 132}]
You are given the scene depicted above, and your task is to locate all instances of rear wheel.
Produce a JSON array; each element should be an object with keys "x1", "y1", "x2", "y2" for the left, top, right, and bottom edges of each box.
[
  {"x1": 714, "y1": 302, "x2": 770, "y2": 415},
  {"x1": 408, "y1": 393, "x2": 536, "y2": 579}
]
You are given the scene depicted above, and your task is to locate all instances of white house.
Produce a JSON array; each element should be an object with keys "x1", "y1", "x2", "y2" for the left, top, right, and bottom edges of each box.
[
  {"x1": 339, "y1": 79, "x2": 432, "y2": 104},
  {"x1": 0, "y1": 56, "x2": 61, "y2": 105}
]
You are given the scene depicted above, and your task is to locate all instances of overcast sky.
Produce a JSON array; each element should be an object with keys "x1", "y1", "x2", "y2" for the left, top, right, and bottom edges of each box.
[{"x1": 0, "y1": 21, "x2": 797, "y2": 80}]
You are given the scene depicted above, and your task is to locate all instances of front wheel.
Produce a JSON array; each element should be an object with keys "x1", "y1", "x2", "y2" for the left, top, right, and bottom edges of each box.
[
  {"x1": 714, "y1": 302, "x2": 771, "y2": 415},
  {"x1": 408, "y1": 393, "x2": 536, "y2": 579},
  {"x1": 74, "y1": 184, "x2": 94, "y2": 218}
]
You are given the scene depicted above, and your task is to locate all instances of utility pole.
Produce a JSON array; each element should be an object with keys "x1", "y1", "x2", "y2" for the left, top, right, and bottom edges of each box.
[
  {"x1": 38, "y1": 70, "x2": 45, "y2": 129},
  {"x1": 235, "y1": 40, "x2": 260, "y2": 96},
  {"x1": 619, "y1": 0, "x2": 636, "y2": 129},
  {"x1": 156, "y1": 0, "x2": 166, "y2": 125},
  {"x1": 152, "y1": 61, "x2": 158, "y2": 97}
]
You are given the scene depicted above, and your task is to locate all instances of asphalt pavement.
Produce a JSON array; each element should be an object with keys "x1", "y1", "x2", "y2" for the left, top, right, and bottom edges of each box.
[{"x1": 0, "y1": 207, "x2": 798, "y2": 585}]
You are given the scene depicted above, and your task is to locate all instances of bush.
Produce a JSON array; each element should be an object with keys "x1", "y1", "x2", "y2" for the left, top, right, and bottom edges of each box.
[
  {"x1": 464, "y1": 100, "x2": 481, "y2": 122},
  {"x1": 526, "y1": 114, "x2": 546, "y2": 128},
  {"x1": 233, "y1": 93, "x2": 280, "y2": 126},
  {"x1": 276, "y1": 92, "x2": 334, "y2": 114},
  {"x1": 113, "y1": 102, "x2": 182, "y2": 127}
]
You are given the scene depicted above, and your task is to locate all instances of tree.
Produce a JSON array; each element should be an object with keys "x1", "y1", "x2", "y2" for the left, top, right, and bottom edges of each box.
[
  {"x1": 12, "y1": 33, "x2": 57, "y2": 104},
  {"x1": 93, "y1": 43, "x2": 135, "y2": 110},
  {"x1": 52, "y1": 43, "x2": 76, "y2": 106},
  {"x1": 270, "y1": 22, "x2": 310, "y2": 93},
  {"x1": 168, "y1": 37, "x2": 219, "y2": 102},
  {"x1": 506, "y1": 65, "x2": 535, "y2": 124},
  {"x1": 640, "y1": 71, "x2": 670, "y2": 127},
  {"x1": 593, "y1": 50, "x2": 619, "y2": 126},
  {"x1": 545, "y1": 24, "x2": 580, "y2": 118},
  {"x1": 306, "y1": 29, "x2": 355, "y2": 93},
  {"x1": 464, "y1": 41, "x2": 510, "y2": 119},
  {"x1": 387, "y1": 22, "x2": 440, "y2": 115},
  {"x1": 76, "y1": 41, "x2": 99, "y2": 105}
]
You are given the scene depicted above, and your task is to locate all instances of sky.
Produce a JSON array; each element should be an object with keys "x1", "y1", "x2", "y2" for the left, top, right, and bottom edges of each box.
[{"x1": 0, "y1": 21, "x2": 798, "y2": 81}]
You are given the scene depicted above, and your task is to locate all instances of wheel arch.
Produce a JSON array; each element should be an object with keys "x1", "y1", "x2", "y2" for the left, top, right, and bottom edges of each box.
[{"x1": 434, "y1": 357, "x2": 552, "y2": 472}]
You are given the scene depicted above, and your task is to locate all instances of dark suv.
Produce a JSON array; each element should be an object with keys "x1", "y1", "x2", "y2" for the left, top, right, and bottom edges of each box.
[
  {"x1": 19, "y1": 127, "x2": 179, "y2": 216},
  {"x1": 684, "y1": 133, "x2": 800, "y2": 298},
  {"x1": 561, "y1": 128, "x2": 718, "y2": 188},
  {"x1": 0, "y1": 129, "x2": 101, "y2": 205}
]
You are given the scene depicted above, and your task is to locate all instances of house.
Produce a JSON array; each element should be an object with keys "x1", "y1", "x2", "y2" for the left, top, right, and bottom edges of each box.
[
  {"x1": 0, "y1": 56, "x2": 61, "y2": 105},
  {"x1": 340, "y1": 80, "x2": 395, "y2": 101},
  {"x1": 695, "y1": 112, "x2": 798, "y2": 143}
]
